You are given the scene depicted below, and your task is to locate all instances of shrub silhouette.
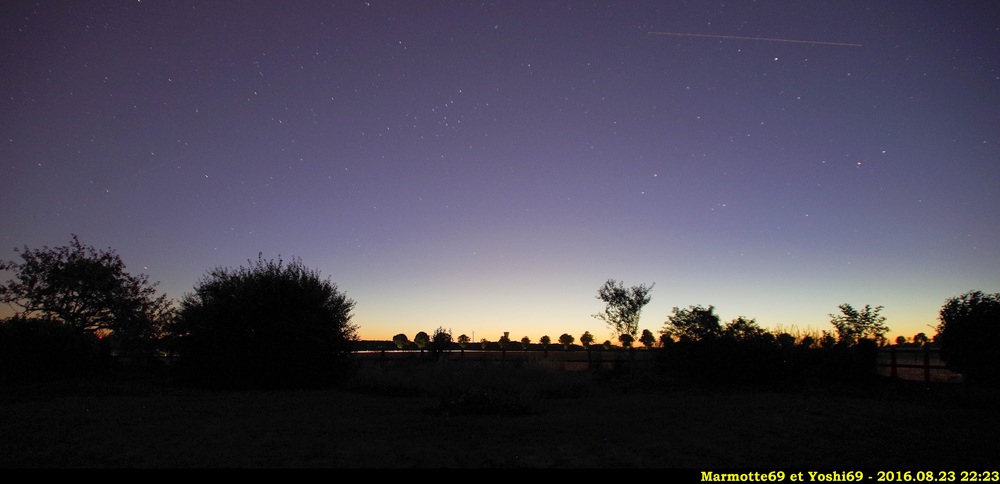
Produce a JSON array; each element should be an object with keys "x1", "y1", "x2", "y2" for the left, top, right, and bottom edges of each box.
[
  {"x1": 655, "y1": 336, "x2": 880, "y2": 386},
  {"x1": 430, "y1": 327, "x2": 452, "y2": 359},
  {"x1": 662, "y1": 305, "x2": 722, "y2": 342},
  {"x1": 0, "y1": 315, "x2": 102, "y2": 383},
  {"x1": 936, "y1": 290, "x2": 1000, "y2": 386},
  {"x1": 829, "y1": 303, "x2": 889, "y2": 346},
  {"x1": 170, "y1": 255, "x2": 358, "y2": 389}
]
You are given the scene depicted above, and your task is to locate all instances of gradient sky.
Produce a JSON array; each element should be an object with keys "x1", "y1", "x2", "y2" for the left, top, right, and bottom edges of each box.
[{"x1": 2, "y1": 1, "x2": 998, "y2": 343}]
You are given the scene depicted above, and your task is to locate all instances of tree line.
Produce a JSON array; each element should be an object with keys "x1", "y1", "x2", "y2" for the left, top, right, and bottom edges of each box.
[{"x1": 1, "y1": 236, "x2": 998, "y2": 388}]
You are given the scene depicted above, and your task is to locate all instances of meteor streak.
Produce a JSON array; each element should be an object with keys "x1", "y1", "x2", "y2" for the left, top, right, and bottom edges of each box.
[{"x1": 648, "y1": 31, "x2": 863, "y2": 47}]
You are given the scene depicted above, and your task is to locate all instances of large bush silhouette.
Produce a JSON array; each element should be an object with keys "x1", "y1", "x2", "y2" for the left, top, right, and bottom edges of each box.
[
  {"x1": 171, "y1": 255, "x2": 358, "y2": 389},
  {"x1": 936, "y1": 290, "x2": 1000, "y2": 386},
  {"x1": 0, "y1": 315, "x2": 103, "y2": 383},
  {"x1": 654, "y1": 336, "x2": 880, "y2": 386},
  {"x1": 661, "y1": 305, "x2": 722, "y2": 342}
]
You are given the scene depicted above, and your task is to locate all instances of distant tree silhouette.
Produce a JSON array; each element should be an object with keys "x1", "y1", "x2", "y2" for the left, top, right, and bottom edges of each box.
[
  {"x1": 913, "y1": 332, "x2": 930, "y2": 346},
  {"x1": 819, "y1": 330, "x2": 837, "y2": 349},
  {"x1": 393, "y1": 333, "x2": 409, "y2": 349},
  {"x1": 457, "y1": 334, "x2": 470, "y2": 348},
  {"x1": 431, "y1": 327, "x2": 452, "y2": 358},
  {"x1": 658, "y1": 333, "x2": 674, "y2": 346},
  {"x1": 0, "y1": 235, "x2": 172, "y2": 358},
  {"x1": 829, "y1": 304, "x2": 889, "y2": 346},
  {"x1": 602, "y1": 340, "x2": 612, "y2": 350},
  {"x1": 895, "y1": 335, "x2": 907, "y2": 346},
  {"x1": 414, "y1": 331, "x2": 430, "y2": 357},
  {"x1": 776, "y1": 332, "x2": 796, "y2": 349},
  {"x1": 580, "y1": 331, "x2": 594, "y2": 348},
  {"x1": 171, "y1": 255, "x2": 357, "y2": 389},
  {"x1": 559, "y1": 333, "x2": 574, "y2": 349},
  {"x1": 539, "y1": 335, "x2": 551, "y2": 356},
  {"x1": 520, "y1": 336, "x2": 530, "y2": 350},
  {"x1": 592, "y1": 279, "x2": 653, "y2": 339},
  {"x1": 497, "y1": 332, "x2": 511, "y2": 350},
  {"x1": 639, "y1": 329, "x2": 656, "y2": 349},
  {"x1": 723, "y1": 316, "x2": 769, "y2": 343},
  {"x1": 480, "y1": 338, "x2": 490, "y2": 350},
  {"x1": 618, "y1": 333, "x2": 634, "y2": 348},
  {"x1": 661, "y1": 305, "x2": 721, "y2": 342},
  {"x1": 936, "y1": 290, "x2": 1000, "y2": 386}
]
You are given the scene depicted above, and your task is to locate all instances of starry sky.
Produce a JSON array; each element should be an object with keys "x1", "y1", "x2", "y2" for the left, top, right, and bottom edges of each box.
[{"x1": 2, "y1": 1, "x2": 998, "y2": 343}]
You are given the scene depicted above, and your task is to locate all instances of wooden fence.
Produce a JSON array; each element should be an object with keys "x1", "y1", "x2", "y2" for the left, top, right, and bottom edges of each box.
[
  {"x1": 355, "y1": 345, "x2": 965, "y2": 383},
  {"x1": 876, "y1": 346, "x2": 962, "y2": 383}
]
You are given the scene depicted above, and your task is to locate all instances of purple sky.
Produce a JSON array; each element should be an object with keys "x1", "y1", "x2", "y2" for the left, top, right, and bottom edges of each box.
[{"x1": 2, "y1": 1, "x2": 998, "y2": 343}]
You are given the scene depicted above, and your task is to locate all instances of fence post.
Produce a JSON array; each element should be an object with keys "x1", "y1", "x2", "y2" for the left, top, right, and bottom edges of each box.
[
  {"x1": 923, "y1": 346, "x2": 931, "y2": 383},
  {"x1": 890, "y1": 347, "x2": 898, "y2": 379}
]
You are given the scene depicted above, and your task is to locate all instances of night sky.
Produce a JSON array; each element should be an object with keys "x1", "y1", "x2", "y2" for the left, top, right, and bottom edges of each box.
[{"x1": 2, "y1": 1, "x2": 998, "y2": 343}]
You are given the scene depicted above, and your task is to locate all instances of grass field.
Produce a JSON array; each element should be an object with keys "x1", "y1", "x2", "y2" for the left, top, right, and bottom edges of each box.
[{"x1": 1, "y1": 358, "x2": 997, "y2": 469}]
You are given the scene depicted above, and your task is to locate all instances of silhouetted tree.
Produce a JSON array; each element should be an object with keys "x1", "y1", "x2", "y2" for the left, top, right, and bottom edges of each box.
[
  {"x1": 639, "y1": 329, "x2": 656, "y2": 349},
  {"x1": 559, "y1": 333, "x2": 574, "y2": 349},
  {"x1": 480, "y1": 338, "x2": 490, "y2": 350},
  {"x1": 580, "y1": 331, "x2": 594, "y2": 348},
  {"x1": 618, "y1": 333, "x2": 634, "y2": 348},
  {"x1": 799, "y1": 335, "x2": 816, "y2": 349},
  {"x1": 895, "y1": 335, "x2": 907, "y2": 346},
  {"x1": 414, "y1": 331, "x2": 430, "y2": 357},
  {"x1": 602, "y1": 340, "x2": 612, "y2": 350},
  {"x1": 776, "y1": 332, "x2": 796, "y2": 349},
  {"x1": 495, "y1": 332, "x2": 511, "y2": 364},
  {"x1": 431, "y1": 327, "x2": 452, "y2": 358},
  {"x1": 659, "y1": 333, "x2": 674, "y2": 346},
  {"x1": 913, "y1": 332, "x2": 930, "y2": 346},
  {"x1": 497, "y1": 332, "x2": 511, "y2": 350},
  {"x1": 457, "y1": 334, "x2": 470, "y2": 348},
  {"x1": 540, "y1": 335, "x2": 551, "y2": 356},
  {"x1": 936, "y1": 290, "x2": 1000, "y2": 386},
  {"x1": 592, "y1": 279, "x2": 654, "y2": 339},
  {"x1": 0, "y1": 235, "x2": 173, "y2": 358},
  {"x1": 661, "y1": 305, "x2": 721, "y2": 342},
  {"x1": 819, "y1": 331, "x2": 837, "y2": 349},
  {"x1": 829, "y1": 304, "x2": 889, "y2": 346},
  {"x1": 520, "y1": 336, "x2": 530, "y2": 350},
  {"x1": 171, "y1": 255, "x2": 357, "y2": 389},
  {"x1": 393, "y1": 333, "x2": 409, "y2": 349},
  {"x1": 723, "y1": 316, "x2": 769, "y2": 343}
]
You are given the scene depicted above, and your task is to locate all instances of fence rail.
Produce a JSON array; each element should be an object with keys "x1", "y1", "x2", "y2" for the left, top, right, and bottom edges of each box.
[
  {"x1": 355, "y1": 346, "x2": 965, "y2": 383},
  {"x1": 135, "y1": 345, "x2": 963, "y2": 383},
  {"x1": 876, "y1": 346, "x2": 961, "y2": 383}
]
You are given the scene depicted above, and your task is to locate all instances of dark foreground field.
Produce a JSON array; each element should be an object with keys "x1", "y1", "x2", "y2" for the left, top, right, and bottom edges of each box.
[{"x1": 1, "y1": 359, "x2": 998, "y2": 469}]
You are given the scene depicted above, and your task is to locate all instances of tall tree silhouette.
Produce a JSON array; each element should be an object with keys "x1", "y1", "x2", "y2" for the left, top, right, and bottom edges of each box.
[
  {"x1": 592, "y1": 279, "x2": 653, "y2": 339},
  {"x1": 0, "y1": 235, "x2": 172, "y2": 357}
]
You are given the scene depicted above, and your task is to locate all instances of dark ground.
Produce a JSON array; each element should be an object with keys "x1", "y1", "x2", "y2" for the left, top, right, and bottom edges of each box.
[{"x1": 1, "y1": 359, "x2": 997, "y2": 469}]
